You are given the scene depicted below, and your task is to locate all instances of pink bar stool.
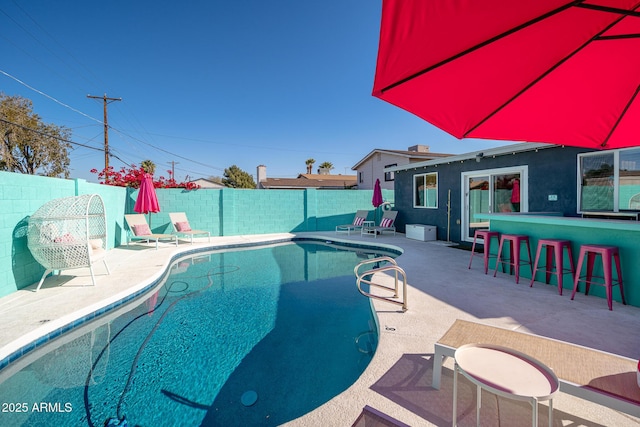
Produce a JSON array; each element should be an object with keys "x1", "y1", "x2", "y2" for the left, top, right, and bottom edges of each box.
[
  {"x1": 571, "y1": 244, "x2": 626, "y2": 311},
  {"x1": 529, "y1": 239, "x2": 575, "y2": 295},
  {"x1": 468, "y1": 230, "x2": 500, "y2": 274},
  {"x1": 493, "y1": 234, "x2": 532, "y2": 284}
]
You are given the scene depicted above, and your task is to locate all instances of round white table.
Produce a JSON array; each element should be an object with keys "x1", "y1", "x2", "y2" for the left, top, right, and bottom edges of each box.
[{"x1": 452, "y1": 343, "x2": 559, "y2": 427}]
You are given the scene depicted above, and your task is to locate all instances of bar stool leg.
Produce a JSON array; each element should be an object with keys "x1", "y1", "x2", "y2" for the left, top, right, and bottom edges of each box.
[
  {"x1": 553, "y1": 244, "x2": 563, "y2": 294},
  {"x1": 585, "y1": 252, "x2": 597, "y2": 296},
  {"x1": 468, "y1": 231, "x2": 498, "y2": 274},
  {"x1": 602, "y1": 251, "x2": 614, "y2": 310},
  {"x1": 614, "y1": 252, "x2": 627, "y2": 306},
  {"x1": 483, "y1": 242, "x2": 490, "y2": 275},
  {"x1": 468, "y1": 234, "x2": 479, "y2": 270},
  {"x1": 545, "y1": 244, "x2": 553, "y2": 285},
  {"x1": 530, "y1": 243, "x2": 543, "y2": 287},
  {"x1": 513, "y1": 240, "x2": 521, "y2": 283},
  {"x1": 571, "y1": 247, "x2": 585, "y2": 300},
  {"x1": 526, "y1": 239, "x2": 533, "y2": 278},
  {"x1": 565, "y1": 244, "x2": 575, "y2": 296},
  {"x1": 494, "y1": 238, "x2": 505, "y2": 278}
]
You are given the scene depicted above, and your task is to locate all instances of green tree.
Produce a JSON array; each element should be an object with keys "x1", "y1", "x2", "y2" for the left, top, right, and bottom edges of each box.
[
  {"x1": 305, "y1": 158, "x2": 315, "y2": 174},
  {"x1": 222, "y1": 165, "x2": 256, "y2": 188},
  {"x1": 318, "y1": 161, "x2": 333, "y2": 173},
  {"x1": 140, "y1": 159, "x2": 156, "y2": 175},
  {"x1": 0, "y1": 93, "x2": 71, "y2": 178}
]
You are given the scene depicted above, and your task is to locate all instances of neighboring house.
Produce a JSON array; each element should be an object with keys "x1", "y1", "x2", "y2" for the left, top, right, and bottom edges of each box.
[
  {"x1": 385, "y1": 142, "x2": 631, "y2": 244},
  {"x1": 257, "y1": 165, "x2": 356, "y2": 189},
  {"x1": 352, "y1": 145, "x2": 452, "y2": 190},
  {"x1": 188, "y1": 178, "x2": 225, "y2": 189}
]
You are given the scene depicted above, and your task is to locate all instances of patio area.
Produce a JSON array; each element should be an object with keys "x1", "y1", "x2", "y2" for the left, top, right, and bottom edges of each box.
[{"x1": 1, "y1": 231, "x2": 639, "y2": 426}]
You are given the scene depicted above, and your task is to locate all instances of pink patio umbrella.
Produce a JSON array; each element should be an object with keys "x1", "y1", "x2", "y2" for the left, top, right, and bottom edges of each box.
[
  {"x1": 372, "y1": 178, "x2": 384, "y2": 222},
  {"x1": 134, "y1": 173, "x2": 160, "y2": 226},
  {"x1": 372, "y1": 0, "x2": 640, "y2": 150}
]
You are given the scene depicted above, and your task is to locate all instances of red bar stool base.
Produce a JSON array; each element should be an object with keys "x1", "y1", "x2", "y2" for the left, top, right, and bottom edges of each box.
[
  {"x1": 571, "y1": 244, "x2": 626, "y2": 311},
  {"x1": 529, "y1": 239, "x2": 575, "y2": 295},
  {"x1": 493, "y1": 234, "x2": 532, "y2": 284},
  {"x1": 468, "y1": 230, "x2": 500, "y2": 274}
]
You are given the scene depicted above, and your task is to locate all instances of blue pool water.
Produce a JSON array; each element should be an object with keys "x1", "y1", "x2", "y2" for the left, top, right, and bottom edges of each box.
[{"x1": 0, "y1": 240, "x2": 397, "y2": 426}]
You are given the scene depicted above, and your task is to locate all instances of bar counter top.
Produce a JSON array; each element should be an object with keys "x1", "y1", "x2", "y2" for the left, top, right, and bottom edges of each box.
[{"x1": 477, "y1": 212, "x2": 640, "y2": 231}]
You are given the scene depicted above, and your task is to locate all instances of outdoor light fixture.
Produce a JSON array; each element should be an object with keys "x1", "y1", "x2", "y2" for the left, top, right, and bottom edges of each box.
[{"x1": 475, "y1": 153, "x2": 484, "y2": 162}]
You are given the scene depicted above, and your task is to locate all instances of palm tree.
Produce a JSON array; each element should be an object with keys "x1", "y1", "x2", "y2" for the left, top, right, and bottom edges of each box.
[
  {"x1": 318, "y1": 161, "x2": 333, "y2": 174},
  {"x1": 305, "y1": 158, "x2": 315, "y2": 174},
  {"x1": 140, "y1": 159, "x2": 156, "y2": 175}
]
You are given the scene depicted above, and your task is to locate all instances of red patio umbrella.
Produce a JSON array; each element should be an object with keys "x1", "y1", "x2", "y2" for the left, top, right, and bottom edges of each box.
[
  {"x1": 134, "y1": 173, "x2": 160, "y2": 224},
  {"x1": 372, "y1": 1, "x2": 640, "y2": 150},
  {"x1": 372, "y1": 178, "x2": 383, "y2": 222}
]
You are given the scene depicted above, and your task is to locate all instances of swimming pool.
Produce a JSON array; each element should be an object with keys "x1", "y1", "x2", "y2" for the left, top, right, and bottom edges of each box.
[{"x1": 0, "y1": 240, "x2": 399, "y2": 426}]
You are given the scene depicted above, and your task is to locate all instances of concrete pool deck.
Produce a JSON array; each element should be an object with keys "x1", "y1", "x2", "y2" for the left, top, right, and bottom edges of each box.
[{"x1": 1, "y1": 232, "x2": 639, "y2": 426}]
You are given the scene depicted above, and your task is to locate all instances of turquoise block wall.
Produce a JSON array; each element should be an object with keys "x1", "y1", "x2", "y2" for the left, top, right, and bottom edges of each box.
[
  {"x1": 1, "y1": 172, "x2": 76, "y2": 297},
  {"x1": 131, "y1": 188, "x2": 394, "y2": 236},
  {"x1": 0, "y1": 172, "x2": 393, "y2": 297},
  {"x1": 0, "y1": 172, "x2": 129, "y2": 297}
]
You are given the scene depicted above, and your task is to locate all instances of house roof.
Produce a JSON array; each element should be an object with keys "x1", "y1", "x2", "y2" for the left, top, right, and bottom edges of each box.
[
  {"x1": 297, "y1": 173, "x2": 357, "y2": 181},
  {"x1": 386, "y1": 142, "x2": 558, "y2": 172},
  {"x1": 351, "y1": 148, "x2": 452, "y2": 170},
  {"x1": 188, "y1": 178, "x2": 225, "y2": 188},
  {"x1": 260, "y1": 176, "x2": 357, "y2": 189}
]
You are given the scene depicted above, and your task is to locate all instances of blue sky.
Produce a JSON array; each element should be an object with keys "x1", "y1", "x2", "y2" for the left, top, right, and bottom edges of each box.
[{"x1": 1, "y1": 1, "x2": 504, "y2": 183}]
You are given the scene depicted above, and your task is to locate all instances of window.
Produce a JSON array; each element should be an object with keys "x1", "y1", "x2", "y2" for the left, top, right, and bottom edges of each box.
[
  {"x1": 579, "y1": 153, "x2": 614, "y2": 211},
  {"x1": 414, "y1": 172, "x2": 438, "y2": 208},
  {"x1": 359, "y1": 172, "x2": 363, "y2": 184},
  {"x1": 619, "y1": 149, "x2": 640, "y2": 210},
  {"x1": 384, "y1": 163, "x2": 397, "y2": 181},
  {"x1": 578, "y1": 147, "x2": 640, "y2": 212}
]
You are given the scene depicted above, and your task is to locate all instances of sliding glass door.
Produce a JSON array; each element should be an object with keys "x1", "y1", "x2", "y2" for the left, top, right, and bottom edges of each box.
[{"x1": 462, "y1": 167, "x2": 527, "y2": 242}]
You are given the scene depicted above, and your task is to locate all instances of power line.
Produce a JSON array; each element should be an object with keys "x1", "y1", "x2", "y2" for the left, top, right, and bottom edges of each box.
[
  {"x1": 9, "y1": 0, "x2": 105, "y2": 87},
  {"x1": 0, "y1": 68, "x2": 101, "y2": 123},
  {"x1": 0, "y1": 117, "x2": 102, "y2": 151},
  {"x1": 0, "y1": 78, "x2": 223, "y2": 172},
  {"x1": 109, "y1": 127, "x2": 225, "y2": 172}
]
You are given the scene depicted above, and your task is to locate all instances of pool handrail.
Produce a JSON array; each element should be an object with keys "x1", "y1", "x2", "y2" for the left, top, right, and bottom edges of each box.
[{"x1": 354, "y1": 256, "x2": 408, "y2": 311}]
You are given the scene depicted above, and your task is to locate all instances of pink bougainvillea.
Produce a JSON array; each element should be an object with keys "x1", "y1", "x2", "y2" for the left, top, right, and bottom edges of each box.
[{"x1": 90, "y1": 166, "x2": 200, "y2": 190}]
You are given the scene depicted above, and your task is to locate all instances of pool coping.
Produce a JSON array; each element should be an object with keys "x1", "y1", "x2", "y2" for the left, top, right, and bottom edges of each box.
[{"x1": 0, "y1": 233, "x2": 402, "y2": 374}]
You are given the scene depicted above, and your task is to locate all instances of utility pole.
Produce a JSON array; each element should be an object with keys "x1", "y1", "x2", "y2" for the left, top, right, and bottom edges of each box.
[
  {"x1": 87, "y1": 93, "x2": 121, "y2": 170},
  {"x1": 168, "y1": 161, "x2": 179, "y2": 179}
]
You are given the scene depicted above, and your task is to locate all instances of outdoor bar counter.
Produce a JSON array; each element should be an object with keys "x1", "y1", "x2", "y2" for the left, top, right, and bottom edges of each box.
[{"x1": 478, "y1": 213, "x2": 640, "y2": 308}]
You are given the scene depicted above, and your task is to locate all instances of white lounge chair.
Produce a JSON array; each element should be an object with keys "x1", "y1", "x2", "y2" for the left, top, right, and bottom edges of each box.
[
  {"x1": 361, "y1": 211, "x2": 397, "y2": 238},
  {"x1": 168, "y1": 212, "x2": 211, "y2": 244},
  {"x1": 336, "y1": 210, "x2": 369, "y2": 235},
  {"x1": 124, "y1": 214, "x2": 178, "y2": 249}
]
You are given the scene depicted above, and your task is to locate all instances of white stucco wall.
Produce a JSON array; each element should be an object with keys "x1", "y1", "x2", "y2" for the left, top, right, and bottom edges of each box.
[{"x1": 355, "y1": 152, "x2": 413, "y2": 190}]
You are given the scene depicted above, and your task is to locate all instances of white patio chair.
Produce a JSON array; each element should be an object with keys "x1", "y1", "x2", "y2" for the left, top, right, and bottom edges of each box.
[
  {"x1": 124, "y1": 214, "x2": 178, "y2": 249},
  {"x1": 168, "y1": 212, "x2": 211, "y2": 244},
  {"x1": 336, "y1": 210, "x2": 369, "y2": 235}
]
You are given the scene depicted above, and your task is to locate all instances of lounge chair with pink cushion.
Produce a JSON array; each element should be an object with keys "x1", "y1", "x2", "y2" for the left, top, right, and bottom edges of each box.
[
  {"x1": 169, "y1": 212, "x2": 211, "y2": 244},
  {"x1": 336, "y1": 210, "x2": 369, "y2": 235},
  {"x1": 361, "y1": 210, "x2": 397, "y2": 238},
  {"x1": 124, "y1": 214, "x2": 178, "y2": 250}
]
